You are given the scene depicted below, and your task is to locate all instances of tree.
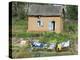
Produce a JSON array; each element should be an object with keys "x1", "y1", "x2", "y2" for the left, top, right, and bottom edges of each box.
[
  {"x1": 12, "y1": 2, "x2": 29, "y2": 19},
  {"x1": 66, "y1": 5, "x2": 78, "y2": 20}
]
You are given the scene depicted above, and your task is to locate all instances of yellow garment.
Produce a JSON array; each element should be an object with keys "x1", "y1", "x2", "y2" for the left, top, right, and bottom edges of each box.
[{"x1": 57, "y1": 44, "x2": 61, "y2": 50}]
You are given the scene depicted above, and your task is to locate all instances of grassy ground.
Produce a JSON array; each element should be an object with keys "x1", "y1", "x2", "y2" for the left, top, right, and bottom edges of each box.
[{"x1": 11, "y1": 18, "x2": 78, "y2": 58}]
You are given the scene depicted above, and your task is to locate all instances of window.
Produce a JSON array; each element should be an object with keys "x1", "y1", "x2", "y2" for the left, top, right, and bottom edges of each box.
[
  {"x1": 37, "y1": 20, "x2": 41, "y2": 26},
  {"x1": 37, "y1": 17, "x2": 43, "y2": 27},
  {"x1": 37, "y1": 20, "x2": 43, "y2": 27}
]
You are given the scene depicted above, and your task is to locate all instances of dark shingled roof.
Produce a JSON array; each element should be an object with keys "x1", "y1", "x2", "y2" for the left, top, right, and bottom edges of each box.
[{"x1": 28, "y1": 4, "x2": 63, "y2": 16}]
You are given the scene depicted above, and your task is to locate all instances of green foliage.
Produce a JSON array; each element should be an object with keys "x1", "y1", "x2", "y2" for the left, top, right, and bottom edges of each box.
[
  {"x1": 38, "y1": 32, "x2": 58, "y2": 43},
  {"x1": 12, "y1": 2, "x2": 28, "y2": 19},
  {"x1": 49, "y1": 37, "x2": 57, "y2": 43},
  {"x1": 39, "y1": 37, "x2": 49, "y2": 43},
  {"x1": 64, "y1": 20, "x2": 77, "y2": 33},
  {"x1": 57, "y1": 33, "x2": 69, "y2": 42},
  {"x1": 66, "y1": 5, "x2": 78, "y2": 20},
  {"x1": 38, "y1": 32, "x2": 71, "y2": 43}
]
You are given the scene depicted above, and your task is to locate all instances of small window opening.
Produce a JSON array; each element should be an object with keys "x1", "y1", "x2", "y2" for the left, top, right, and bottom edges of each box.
[
  {"x1": 37, "y1": 16, "x2": 43, "y2": 27},
  {"x1": 37, "y1": 20, "x2": 41, "y2": 26}
]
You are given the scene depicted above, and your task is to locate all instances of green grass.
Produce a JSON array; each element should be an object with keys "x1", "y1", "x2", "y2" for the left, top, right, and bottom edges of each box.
[
  {"x1": 12, "y1": 47, "x2": 32, "y2": 58},
  {"x1": 12, "y1": 18, "x2": 27, "y2": 34}
]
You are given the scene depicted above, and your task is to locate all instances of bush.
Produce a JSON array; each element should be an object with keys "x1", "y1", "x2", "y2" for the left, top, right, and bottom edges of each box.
[
  {"x1": 42, "y1": 32, "x2": 57, "y2": 37},
  {"x1": 38, "y1": 32, "x2": 70, "y2": 43},
  {"x1": 49, "y1": 37, "x2": 57, "y2": 43},
  {"x1": 64, "y1": 20, "x2": 77, "y2": 33}
]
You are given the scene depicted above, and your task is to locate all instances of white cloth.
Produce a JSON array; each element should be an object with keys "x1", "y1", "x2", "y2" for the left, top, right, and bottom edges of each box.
[
  {"x1": 48, "y1": 43, "x2": 56, "y2": 49},
  {"x1": 61, "y1": 40, "x2": 70, "y2": 48},
  {"x1": 63, "y1": 40, "x2": 70, "y2": 47},
  {"x1": 33, "y1": 42, "x2": 41, "y2": 46}
]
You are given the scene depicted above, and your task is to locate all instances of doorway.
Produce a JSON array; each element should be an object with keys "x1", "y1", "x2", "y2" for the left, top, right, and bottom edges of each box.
[
  {"x1": 51, "y1": 21, "x2": 55, "y2": 31},
  {"x1": 48, "y1": 21, "x2": 55, "y2": 31}
]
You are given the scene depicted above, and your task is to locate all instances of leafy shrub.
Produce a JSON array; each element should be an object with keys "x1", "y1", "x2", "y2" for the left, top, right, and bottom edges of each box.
[
  {"x1": 42, "y1": 32, "x2": 57, "y2": 37},
  {"x1": 39, "y1": 37, "x2": 49, "y2": 43},
  {"x1": 49, "y1": 37, "x2": 57, "y2": 43},
  {"x1": 64, "y1": 20, "x2": 77, "y2": 33}
]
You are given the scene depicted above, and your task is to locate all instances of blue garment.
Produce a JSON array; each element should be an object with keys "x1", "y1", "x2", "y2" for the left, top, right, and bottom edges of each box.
[{"x1": 31, "y1": 42, "x2": 44, "y2": 48}]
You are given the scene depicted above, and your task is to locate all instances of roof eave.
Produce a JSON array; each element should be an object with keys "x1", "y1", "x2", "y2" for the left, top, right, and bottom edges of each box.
[{"x1": 27, "y1": 15, "x2": 61, "y2": 17}]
